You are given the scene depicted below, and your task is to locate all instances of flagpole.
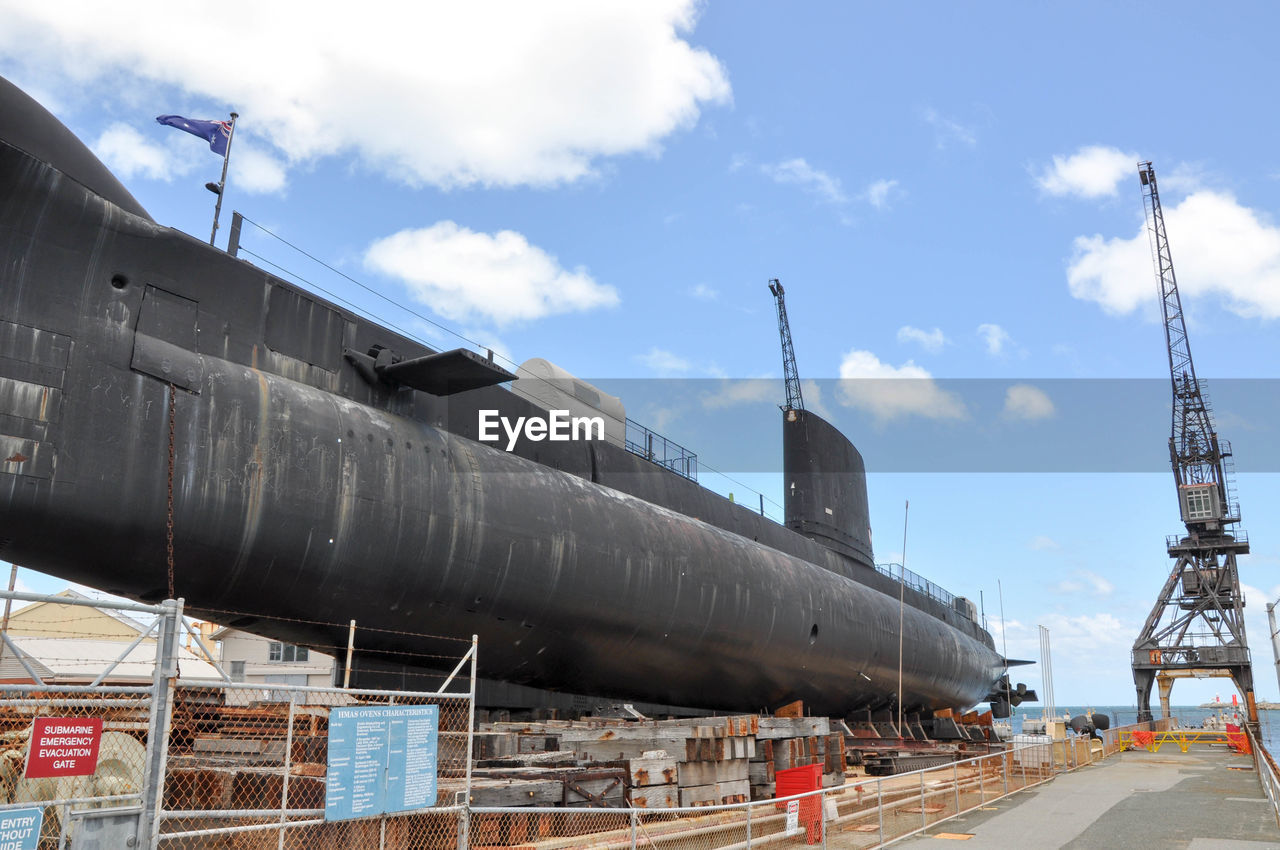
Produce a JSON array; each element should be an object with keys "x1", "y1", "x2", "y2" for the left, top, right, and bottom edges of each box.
[
  {"x1": 897, "y1": 499, "x2": 908, "y2": 738},
  {"x1": 209, "y1": 112, "x2": 238, "y2": 247}
]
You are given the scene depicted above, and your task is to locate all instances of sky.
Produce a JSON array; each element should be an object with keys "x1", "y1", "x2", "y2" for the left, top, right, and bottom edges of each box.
[{"x1": 2, "y1": 1, "x2": 1279, "y2": 709}]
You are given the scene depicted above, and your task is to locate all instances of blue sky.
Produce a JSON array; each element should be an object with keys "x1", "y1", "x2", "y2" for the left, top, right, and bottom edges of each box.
[{"x1": 2, "y1": 1, "x2": 1279, "y2": 709}]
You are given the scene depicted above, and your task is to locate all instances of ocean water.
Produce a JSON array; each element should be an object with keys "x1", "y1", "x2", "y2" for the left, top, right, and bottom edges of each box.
[{"x1": 1010, "y1": 704, "x2": 1280, "y2": 751}]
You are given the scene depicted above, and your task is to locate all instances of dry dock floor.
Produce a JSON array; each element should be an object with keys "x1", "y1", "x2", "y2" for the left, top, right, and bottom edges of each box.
[{"x1": 894, "y1": 745, "x2": 1280, "y2": 849}]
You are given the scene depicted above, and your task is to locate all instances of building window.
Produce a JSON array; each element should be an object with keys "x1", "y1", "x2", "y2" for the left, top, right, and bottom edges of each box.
[
  {"x1": 268, "y1": 642, "x2": 309, "y2": 663},
  {"x1": 230, "y1": 660, "x2": 245, "y2": 682}
]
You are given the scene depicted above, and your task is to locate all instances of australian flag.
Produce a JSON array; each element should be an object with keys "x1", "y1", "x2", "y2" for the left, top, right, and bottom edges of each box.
[{"x1": 155, "y1": 115, "x2": 233, "y2": 156}]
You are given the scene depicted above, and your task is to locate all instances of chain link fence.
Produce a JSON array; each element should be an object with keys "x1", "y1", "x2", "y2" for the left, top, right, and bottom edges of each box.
[
  {"x1": 0, "y1": 589, "x2": 477, "y2": 849},
  {"x1": 0, "y1": 587, "x2": 1162, "y2": 850},
  {"x1": 158, "y1": 643, "x2": 476, "y2": 849},
  {"x1": 466, "y1": 740, "x2": 1065, "y2": 850}
]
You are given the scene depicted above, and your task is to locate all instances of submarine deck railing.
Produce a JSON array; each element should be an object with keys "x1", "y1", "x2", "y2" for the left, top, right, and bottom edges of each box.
[
  {"x1": 875, "y1": 561, "x2": 958, "y2": 612},
  {"x1": 625, "y1": 417, "x2": 698, "y2": 481}
]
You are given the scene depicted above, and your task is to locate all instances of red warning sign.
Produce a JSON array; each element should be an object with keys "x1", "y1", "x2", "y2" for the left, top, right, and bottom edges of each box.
[{"x1": 24, "y1": 717, "x2": 103, "y2": 778}]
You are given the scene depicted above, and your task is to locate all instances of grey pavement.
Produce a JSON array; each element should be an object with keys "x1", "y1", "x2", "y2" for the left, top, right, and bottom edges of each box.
[{"x1": 895, "y1": 746, "x2": 1280, "y2": 849}]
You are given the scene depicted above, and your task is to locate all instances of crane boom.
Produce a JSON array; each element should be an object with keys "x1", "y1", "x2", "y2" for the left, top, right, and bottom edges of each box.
[
  {"x1": 768, "y1": 279, "x2": 804, "y2": 412},
  {"x1": 1141, "y1": 163, "x2": 1232, "y2": 504}
]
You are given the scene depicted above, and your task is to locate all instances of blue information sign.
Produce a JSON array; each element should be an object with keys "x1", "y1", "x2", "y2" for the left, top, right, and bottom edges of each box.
[
  {"x1": 0, "y1": 806, "x2": 44, "y2": 850},
  {"x1": 325, "y1": 705, "x2": 439, "y2": 821}
]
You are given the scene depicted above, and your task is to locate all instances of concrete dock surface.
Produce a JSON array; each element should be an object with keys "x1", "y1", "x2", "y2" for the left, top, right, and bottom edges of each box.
[{"x1": 895, "y1": 745, "x2": 1280, "y2": 849}]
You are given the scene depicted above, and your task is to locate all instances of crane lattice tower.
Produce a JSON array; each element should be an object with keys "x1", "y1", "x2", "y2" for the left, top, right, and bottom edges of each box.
[{"x1": 1130, "y1": 161, "x2": 1256, "y2": 726}]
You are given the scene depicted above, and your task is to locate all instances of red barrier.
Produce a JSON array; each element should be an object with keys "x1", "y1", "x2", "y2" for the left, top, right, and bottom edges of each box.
[
  {"x1": 1226, "y1": 723, "x2": 1252, "y2": 755},
  {"x1": 775, "y1": 764, "x2": 823, "y2": 844}
]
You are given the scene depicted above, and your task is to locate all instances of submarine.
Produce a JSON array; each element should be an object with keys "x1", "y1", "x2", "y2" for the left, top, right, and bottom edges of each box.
[{"x1": 0, "y1": 75, "x2": 1028, "y2": 721}]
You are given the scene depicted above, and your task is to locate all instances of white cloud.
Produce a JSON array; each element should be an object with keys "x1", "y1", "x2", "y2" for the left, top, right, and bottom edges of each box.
[
  {"x1": 863, "y1": 178, "x2": 899, "y2": 210},
  {"x1": 995, "y1": 612, "x2": 1132, "y2": 664},
  {"x1": 1029, "y1": 535, "x2": 1060, "y2": 551},
  {"x1": 701, "y1": 378, "x2": 778, "y2": 410},
  {"x1": 637, "y1": 347, "x2": 692, "y2": 375},
  {"x1": 1003, "y1": 384, "x2": 1055, "y2": 420},
  {"x1": 896, "y1": 325, "x2": 947, "y2": 352},
  {"x1": 977, "y1": 323, "x2": 1011, "y2": 355},
  {"x1": 1052, "y1": 570, "x2": 1115, "y2": 597},
  {"x1": 690, "y1": 283, "x2": 719, "y2": 301},
  {"x1": 1068, "y1": 189, "x2": 1280, "y2": 319},
  {"x1": 234, "y1": 144, "x2": 288, "y2": 194},
  {"x1": 799, "y1": 379, "x2": 834, "y2": 421},
  {"x1": 1040, "y1": 612, "x2": 1129, "y2": 649},
  {"x1": 364, "y1": 221, "x2": 618, "y2": 326},
  {"x1": 761, "y1": 158, "x2": 847, "y2": 204},
  {"x1": 95, "y1": 122, "x2": 288, "y2": 195},
  {"x1": 836, "y1": 350, "x2": 965, "y2": 422},
  {"x1": 1243, "y1": 583, "x2": 1280, "y2": 682},
  {"x1": 1160, "y1": 162, "x2": 1211, "y2": 194},
  {"x1": 2, "y1": 1, "x2": 730, "y2": 189},
  {"x1": 1037, "y1": 145, "x2": 1139, "y2": 199},
  {"x1": 92, "y1": 122, "x2": 185, "y2": 181},
  {"x1": 921, "y1": 107, "x2": 976, "y2": 149}
]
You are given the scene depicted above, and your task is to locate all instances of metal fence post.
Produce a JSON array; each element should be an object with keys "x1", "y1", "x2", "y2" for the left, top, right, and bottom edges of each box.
[
  {"x1": 277, "y1": 696, "x2": 297, "y2": 850},
  {"x1": 460, "y1": 635, "x2": 478, "y2": 850},
  {"x1": 979, "y1": 754, "x2": 985, "y2": 805},
  {"x1": 820, "y1": 788, "x2": 827, "y2": 850},
  {"x1": 746, "y1": 797, "x2": 752, "y2": 848},
  {"x1": 919, "y1": 771, "x2": 926, "y2": 830},
  {"x1": 877, "y1": 779, "x2": 884, "y2": 844},
  {"x1": 953, "y1": 762, "x2": 960, "y2": 815},
  {"x1": 141, "y1": 598, "x2": 182, "y2": 850},
  {"x1": 382, "y1": 682, "x2": 393, "y2": 849},
  {"x1": 1002, "y1": 750, "x2": 1008, "y2": 797},
  {"x1": 466, "y1": 636, "x2": 477, "y2": 797},
  {"x1": 630, "y1": 807, "x2": 638, "y2": 850}
]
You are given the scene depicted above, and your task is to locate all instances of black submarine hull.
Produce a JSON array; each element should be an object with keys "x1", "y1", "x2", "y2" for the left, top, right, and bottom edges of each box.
[{"x1": 0, "y1": 76, "x2": 1006, "y2": 715}]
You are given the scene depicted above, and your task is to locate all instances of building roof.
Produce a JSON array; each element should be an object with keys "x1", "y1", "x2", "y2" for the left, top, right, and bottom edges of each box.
[
  {"x1": 4, "y1": 589, "x2": 153, "y2": 639},
  {"x1": 0, "y1": 635, "x2": 221, "y2": 683}
]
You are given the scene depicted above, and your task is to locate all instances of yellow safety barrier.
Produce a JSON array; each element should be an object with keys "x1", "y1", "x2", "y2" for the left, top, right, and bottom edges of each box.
[{"x1": 1119, "y1": 729, "x2": 1236, "y2": 754}]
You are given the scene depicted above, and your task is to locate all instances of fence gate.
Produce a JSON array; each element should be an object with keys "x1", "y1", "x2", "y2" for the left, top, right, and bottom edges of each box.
[{"x1": 0, "y1": 589, "x2": 180, "y2": 849}]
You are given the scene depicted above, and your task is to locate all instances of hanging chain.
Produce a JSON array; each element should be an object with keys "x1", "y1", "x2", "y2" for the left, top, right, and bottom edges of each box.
[{"x1": 166, "y1": 383, "x2": 176, "y2": 600}]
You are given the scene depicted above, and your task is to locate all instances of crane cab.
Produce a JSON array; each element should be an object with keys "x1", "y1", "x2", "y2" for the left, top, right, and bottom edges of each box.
[{"x1": 1179, "y1": 483, "x2": 1224, "y2": 527}]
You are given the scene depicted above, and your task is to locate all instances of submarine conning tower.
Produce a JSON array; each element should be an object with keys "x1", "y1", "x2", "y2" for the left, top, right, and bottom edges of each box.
[{"x1": 782, "y1": 408, "x2": 875, "y2": 569}]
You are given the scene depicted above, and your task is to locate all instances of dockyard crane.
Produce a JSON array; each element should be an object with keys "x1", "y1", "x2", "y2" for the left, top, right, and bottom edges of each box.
[
  {"x1": 1130, "y1": 161, "x2": 1257, "y2": 727},
  {"x1": 768, "y1": 279, "x2": 804, "y2": 413}
]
